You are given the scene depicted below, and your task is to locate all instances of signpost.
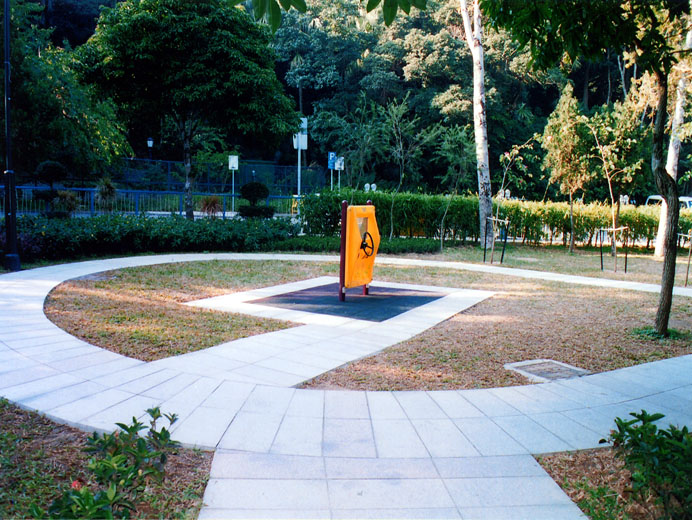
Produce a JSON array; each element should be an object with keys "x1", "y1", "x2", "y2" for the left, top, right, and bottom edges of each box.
[
  {"x1": 228, "y1": 155, "x2": 238, "y2": 213},
  {"x1": 335, "y1": 156, "x2": 344, "y2": 189},
  {"x1": 293, "y1": 118, "x2": 308, "y2": 209},
  {"x1": 328, "y1": 151, "x2": 336, "y2": 190}
]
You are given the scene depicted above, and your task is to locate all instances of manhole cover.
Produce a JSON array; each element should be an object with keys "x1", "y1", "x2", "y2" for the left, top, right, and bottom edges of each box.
[{"x1": 504, "y1": 359, "x2": 589, "y2": 383}]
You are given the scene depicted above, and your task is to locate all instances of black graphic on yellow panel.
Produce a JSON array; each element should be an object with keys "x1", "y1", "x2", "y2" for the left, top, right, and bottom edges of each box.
[{"x1": 344, "y1": 205, "x2": 380, "y2": 288}]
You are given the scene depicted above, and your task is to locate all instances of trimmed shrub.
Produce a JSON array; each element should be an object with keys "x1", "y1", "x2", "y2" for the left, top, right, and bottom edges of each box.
[
  {"x1": 240, "y1": 182, "x2": 269, "y2": 206},
  {"x1": 2, "y1": 214, "x2": 298, "y2": 262},
  {"x1": 238, "y1": 205, "x2": 275, "y2": 219}
]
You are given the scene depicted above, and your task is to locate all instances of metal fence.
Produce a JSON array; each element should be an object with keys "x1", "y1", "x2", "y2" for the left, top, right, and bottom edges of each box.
[
  {"x1": 115, "y1": 158, "x2": 326, "y2": 195},
  {"x1": 0, "y1": 185, "x2": 299, "y2": 218}
]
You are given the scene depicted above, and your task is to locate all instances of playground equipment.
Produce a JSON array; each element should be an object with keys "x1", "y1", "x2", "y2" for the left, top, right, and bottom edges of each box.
[{"x1": 339, "y1": 200, "x2": 380, "y2": 301}]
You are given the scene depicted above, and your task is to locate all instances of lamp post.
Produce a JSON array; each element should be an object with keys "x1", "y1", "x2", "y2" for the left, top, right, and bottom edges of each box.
[
  {"x1": 147, "y1": 137, "x2": 153, "y2": 160},
  {"x1": 3, "y1": 0, "x2": 20, "y2": 271}
]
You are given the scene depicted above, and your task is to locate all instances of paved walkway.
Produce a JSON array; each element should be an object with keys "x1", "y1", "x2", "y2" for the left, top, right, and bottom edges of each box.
[{"x1": 1, "y1": 253, "x2": 691, "y2": 519}]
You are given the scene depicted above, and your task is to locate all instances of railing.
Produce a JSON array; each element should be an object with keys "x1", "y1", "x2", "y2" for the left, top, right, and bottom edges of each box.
[
  {"x1": 116, "y1": 158, "x2": 326, "y2": 195},
  {"x1": 0, "y1": 186, "x2": 300, "y2": 219}
]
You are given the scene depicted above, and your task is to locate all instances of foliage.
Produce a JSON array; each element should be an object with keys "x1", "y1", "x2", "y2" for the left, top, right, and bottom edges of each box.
[
  {"x1": 76, "y1": 0, "x2": 298, "y2": 217},
  {"x1": 240, "y1": 182, "x2": 271, "y2": 206},
  {"x1": 271, "y1": 235, "x2": 445, "y2": 254},
  {"x1": 35, "y1": 161, "x2": 69, "y2": 189},
  {"x1": 238, "y1": 205, "x2": 276, "y2": 219},
  {"x1": 299, "y1": 189, "x2": 692, "y2": 246},
  {"x1": 2, "y1": 1, "x2": 129, "y2": 180},
  {"x1": 3, "y1": 214, "x2": 298, "y2": 262},
  {"x1": 570, "y1": 480, "x2": 631, "y2": 520},
  {"x1": 606, "y1": 410, "x2": 692, "y2": 520},
  {"x1": 543, "y1": 84, "x2": 592, "y2": 201},
  {"x1": 96, "y1": 177, "x2": 118, "y2": 211},
  {"x1": 200, "y1": 195, "x2": 222, "y2": 218},
  {"x1": 30, "y1": 408, "x2": 180, "y2": 519}
]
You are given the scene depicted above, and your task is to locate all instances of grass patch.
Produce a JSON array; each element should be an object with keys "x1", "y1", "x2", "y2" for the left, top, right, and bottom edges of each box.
[
  {"x1": 302, "y1": 264, "x2": 692, "y2": 390},
  {"x1": 0, "y1": 399, "x2": 211, "y2": 519},
  {"x1": 42, "y1": 258, "x2": 692, "y2": 389},
  {"x1": 631, "y1": 326, "x2": 692, "y2": 342},
  {"x1": 45, "y1": 260, "x2": 337, "y2": 361}
]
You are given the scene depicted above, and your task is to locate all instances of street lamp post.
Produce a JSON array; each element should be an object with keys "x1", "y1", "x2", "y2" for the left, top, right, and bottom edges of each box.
[
  {"x1": 3, "y1": 0, "x2": 20, "y2": 271},
  {"x1": 147, "y1": 137, "x2": 154, "y2": 160}
]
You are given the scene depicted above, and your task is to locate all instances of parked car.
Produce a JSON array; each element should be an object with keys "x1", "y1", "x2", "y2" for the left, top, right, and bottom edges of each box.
[{"x1": 645, "y1": 194, "x2": 692, "y2": 209}]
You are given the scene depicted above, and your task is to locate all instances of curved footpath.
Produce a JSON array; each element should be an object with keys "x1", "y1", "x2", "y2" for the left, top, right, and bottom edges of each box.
[{"x1": 1, "y1": 253, "x2": 691, "y2": 519}]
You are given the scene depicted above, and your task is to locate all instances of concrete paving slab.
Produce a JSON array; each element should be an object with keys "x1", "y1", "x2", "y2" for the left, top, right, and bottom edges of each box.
[
  {"x1": 324, "y1": 457, "x2": 439, "y2": 480},
  {"x1": 203, "y1": 479, "x2": 330, "y2": 510},
  {"x1": 271, "y1": 416, "x2": 323, "y2": 456},
  {"x1": 432, "y1": 455, "x2": 545, "y2": 479},
  {"x1": 453, "y1": 418, "x2": 528, "y2": 456},
  {"x1": 211, "y1": 452, "x2": 326, "y2": 479},
  {"x1": 411, "y1": 419, "x2": 479, "y2": 457},
  {"x1": 323, "y1": 418, "x2": 377, "y2": 458},
  {"x1": 328, "y1": 479, "x2": 456, "y2": 510},
  {"x1": 325, "y1": 390, "x2": 370, "y2": 419},
  {"x1": 371, "y1": 419, "x2": 429, "y2": 458},
  {"x1": 458, "y1": 504, "x2": 585, "y2": 519},
  {"x1": 444, "y1": 476, "x2": 574, "y2": 508},
  {"x1": 217, "y1": 411, "x2": 284, "y2": 452}
]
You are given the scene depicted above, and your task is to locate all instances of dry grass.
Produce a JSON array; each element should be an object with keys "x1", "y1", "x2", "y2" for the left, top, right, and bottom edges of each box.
[
  {"x1": 396, "y1": 242, "x2": 692, "y2": 285},
  {"x1": 45, "y1": 260, "x2": 335, "y2": 361},
  {"x1": 539, "y1": 448, "x2": 662, "y2": 520},
  {"x1": 302, "y1": 265, "x2": 692, "y2": 390},
  {"x1": 0, "y1": 399, "x2": 212, "y2": 519}
]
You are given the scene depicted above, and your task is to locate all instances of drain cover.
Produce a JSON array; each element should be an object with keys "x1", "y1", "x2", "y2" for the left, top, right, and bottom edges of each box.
[{"x1": 504, "y1": 359, "x2": 589, "y2": 383}]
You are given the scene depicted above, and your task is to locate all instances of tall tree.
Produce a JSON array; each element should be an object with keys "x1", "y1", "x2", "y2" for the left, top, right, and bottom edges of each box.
[
  {"x1": 2, "y1": 0, "x2": 128, "y2": 179},
  {"x1": 458, "y1": 0, "x2": 493, "y2": 248},
  {"x1": 482, "y1": 0, "x2": 689, "y2": 334},
  {"x1": 542, "y1": 83, "x2": 591, "y2": 253},
  {"x1": 77, "y1": 0, "x2": 297, "y2": 218},
  {"x1": 655, "y1": 26, "x2": 692, "y2": 256}
]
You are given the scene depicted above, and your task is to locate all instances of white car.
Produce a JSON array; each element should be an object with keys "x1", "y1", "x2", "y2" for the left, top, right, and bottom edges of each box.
[{"x1": 645, "y1": 195, "x2": 692, "y2": 209}]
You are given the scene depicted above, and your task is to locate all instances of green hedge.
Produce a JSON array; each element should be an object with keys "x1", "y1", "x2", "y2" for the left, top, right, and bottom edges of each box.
[
  {"x1": 1, "y1": 214, "x2": 299, "y2": 262},
  {"x1": 301, "y1": 189, "x2": 692, "y2": 247}
]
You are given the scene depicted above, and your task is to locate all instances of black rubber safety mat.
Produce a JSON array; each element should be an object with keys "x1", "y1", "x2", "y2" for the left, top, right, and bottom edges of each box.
[{"x1": 249, "y1": 282, "x2": 445, "y2": 322}]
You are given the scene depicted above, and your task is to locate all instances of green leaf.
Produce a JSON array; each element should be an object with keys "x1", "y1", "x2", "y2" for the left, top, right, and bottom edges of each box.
[
  {"x1": 279, "y1": 0, "x2": 291, "y2": 9},
  {"x1": 398, "y1": 0, "x2": 411, "y2": 14},
  {"x1": 291, "y1": 0, "x2": 308, "y2": 12},
  {"x1": 253, "y1": 0, "x2": 266, "y2": 19},
  {"x1": 366, "y1": 0, "x2": 381, "y2": 13},
  {"x1": 106, "y1": 484, "x2": 116, "y2": 502},
  {"x1": 411, "y1": 0, "x2": 426, "y2": 8},
  {"x1": 269, "y1": 0, "x2": 282, "y2": 33},
  {"x1": 383, "y1": 0, "x2": 397, "y2": 25}
]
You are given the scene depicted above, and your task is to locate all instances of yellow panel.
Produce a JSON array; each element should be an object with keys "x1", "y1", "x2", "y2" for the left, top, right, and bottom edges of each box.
[{"x1": 344, "y1": 205, "x2": 380, "y2": 288}]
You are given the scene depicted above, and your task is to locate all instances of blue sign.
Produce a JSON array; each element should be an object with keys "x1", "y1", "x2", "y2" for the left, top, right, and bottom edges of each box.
[{"x1": 328, "y1": 151, "x2": 336, "y2": 169}]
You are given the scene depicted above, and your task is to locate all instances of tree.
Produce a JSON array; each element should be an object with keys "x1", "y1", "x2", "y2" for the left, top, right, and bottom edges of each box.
[
  {"x1": 77, "y1": 0, "x2": 298, "y2": 219},
  {"x1": 655, "y1": 26, "x2": 692, "y2": 256},
  {"x1": 311, "y1": 94, "x2": 384, "y2": 191},
  {"x1": 1, "y1": 1, "x2": 128, "y2": 180},
  {"x1": 380, "y1": 95, "x2": 441, "y2": 239},
  {"x1": 435, "y1": 124, "x2": 475, "y2": 250},
  {"x1": 482, "y1": 0, "x2": 690, "y2": 335},
  {"x1": 585, "y1": 99, "x2": 649, "y2": 265},
  {"x1": 542, "y1": 83, "x2": 592, "y2": 253},
  {"x1": 458, "y1": 0, "x2": 493, "y2": 248}
]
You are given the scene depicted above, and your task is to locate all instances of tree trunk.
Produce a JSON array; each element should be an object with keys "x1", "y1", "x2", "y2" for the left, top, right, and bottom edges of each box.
[
  {"x1": 569, "y1": 191, "x2": 575, "y2": 253},
  {"x1": 582, "y1": 62, "x2": 590, "y2": 109},
  {"x1": 460, "y1": 0, "x2": 492, "y2": 248},
  {"x1": 654, "y1": 28, "x2": 692, "y2": 257},
  {"x1": 182, "y1": 122, "x2": 194, "y2": 220},
  {"x1": 652, "y1": 72, "x2": 679, "y2": 336}
]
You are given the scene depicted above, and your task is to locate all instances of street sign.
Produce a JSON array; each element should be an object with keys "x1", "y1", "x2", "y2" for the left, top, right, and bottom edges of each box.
[
  {"x1": 293, "y1": 133, "x2": 308, "y2": 150},
  {"x1": 328, "y1": 151, "x2": 336, "y2": 169},
  {"x1": 228, "y1": 155, "x2": 238, "y2": 171},
  {"x1": 300, "y1": 117, "x2": 308, "y2": 133},
  {"x1": 335, "y1": 156, "x2": 345, "y2": 170}
]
